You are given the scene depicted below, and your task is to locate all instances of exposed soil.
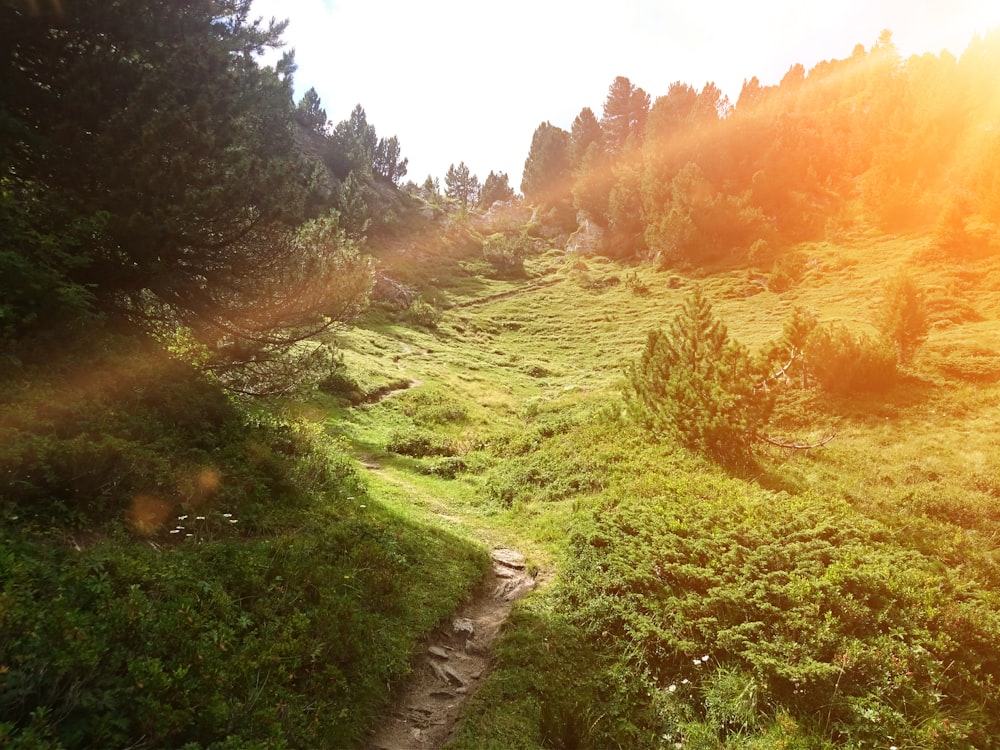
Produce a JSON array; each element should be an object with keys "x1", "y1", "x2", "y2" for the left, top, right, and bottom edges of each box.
[
  {"x1": 364, "y1": 548, "x2": 536, "y2": 750},
  {"x1": 359, "y1": 342, "x2": 539, "y2": 748}
]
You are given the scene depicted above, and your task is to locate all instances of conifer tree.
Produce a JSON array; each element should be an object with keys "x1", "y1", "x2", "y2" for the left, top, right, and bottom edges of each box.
[
  {"x1": 445, "y1": 162, "x2": 480, "y2": 208},
  {"x1": 627, "y1": 287, "x2": 772, "y2": 462},
  {"x1": 521, "y1": 121, "x2": 571, "y2": 209},
  {"x1": 296, "y1": 87, "x2": 328, "y2": 134},
  {"x1": 479, "y1": 171, "x2": 515, "y2": 209},
  {"x1": 601, "y1": 76, "x2": 650, "y2": 152},
  {"x1": 876, "y1": 270, "x2": 929, "y2": 364}
]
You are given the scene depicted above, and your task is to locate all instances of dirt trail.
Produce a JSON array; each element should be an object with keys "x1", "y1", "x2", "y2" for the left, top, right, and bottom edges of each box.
[
  {"x1": 364, "y1": 548, "x2": 536, "y2": 750},
  {"x1": 359, "y1": 339, "x2": 539, "y2": 748}
]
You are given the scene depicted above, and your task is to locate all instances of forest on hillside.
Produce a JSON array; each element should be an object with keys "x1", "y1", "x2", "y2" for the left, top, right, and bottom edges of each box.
[
  {"x1": 522, "y1": 29, "x2": 1000, "y2": 262},
  {"x1": 3, "y1": 1, "x2": 1000, "y2": 748}
]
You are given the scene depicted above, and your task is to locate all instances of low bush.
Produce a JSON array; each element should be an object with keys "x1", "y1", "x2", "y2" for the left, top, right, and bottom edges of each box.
[
  {"x1": 385, "y1": 427, "x2": 454, "y2": 457},
  {"x1": 769, "y1": 251, "x2": 807, "y2": 292},
  {"x1": 555, "y1": 480, "x2": 1000, "y2": 748},
  {"x1": 394, "y1": 388, "x2": 468, "y2": 425},
  {"x1": 627, "y1": 288, "x2": 772, "y2": 464},
  {"x1": 402, "y1": 298, "x2": 442, "y2": 329},
  {"x1": 805, "y1": 323, "x2": 897, "y2": 393},
  {"x1": 482, "y1": 232, "x2": 531, "y2": 278}
]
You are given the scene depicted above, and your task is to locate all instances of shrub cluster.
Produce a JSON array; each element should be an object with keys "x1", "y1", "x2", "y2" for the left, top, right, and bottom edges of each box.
[
  {"x1": 481, "y1": 232, "x2": 531, "y2": 278},
  {"x1": 805, "y1": 323, "x2": 898, "y2": 393},
  {"x1": 555, "y1": 480, "x2": 1000, "y2": 747}
]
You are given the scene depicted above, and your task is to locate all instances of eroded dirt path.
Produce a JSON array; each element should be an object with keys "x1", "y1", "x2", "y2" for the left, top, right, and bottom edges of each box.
[
  {"x1": 357, "y1": 339, "x2": 540, "y2": 748},
  {"x1": 364, "y1": 548, "x2": 535, "y2": 750}
]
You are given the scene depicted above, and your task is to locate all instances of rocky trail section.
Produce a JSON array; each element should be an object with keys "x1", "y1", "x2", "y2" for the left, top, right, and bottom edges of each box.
[{"x1": 365, "y1": 548, "x2": 536, "y2": 750}]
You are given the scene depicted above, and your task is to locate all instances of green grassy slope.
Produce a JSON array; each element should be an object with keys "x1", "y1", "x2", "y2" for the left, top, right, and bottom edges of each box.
[{"x1": 325, "y1": 227, "x2": 1000, "y2": 748}]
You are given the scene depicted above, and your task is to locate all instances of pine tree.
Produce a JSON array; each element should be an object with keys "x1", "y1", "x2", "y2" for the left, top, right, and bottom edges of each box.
[
  {"x1": 601, "y1": 76, "x2": 650, "y2": 152},
  {"x1": 627, "y1": 287, "x2": 772, "y2": 462},
  {"x1": 296, "y1": 87, "x2": 328, "y2": 134},
  {"x1": 373, "y1": 135, "x2": 408, "y2": 185},
  {"x1": 445, "y1": 162, "x2": 480, "y2": 208},
  {"x1": 520, "y1": 121, "x2": 571, "y2": 209},
  {"x1": 479, "y1": 171, "x2": 515, "y2": 209},
  {"x1": 876, "y1": 270, "x2": 929, "y2": 364}
]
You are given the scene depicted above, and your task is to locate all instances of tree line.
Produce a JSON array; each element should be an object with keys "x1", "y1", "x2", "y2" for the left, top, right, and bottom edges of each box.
[{"x1": 520, "y1": 29, "x2": 1000, "y2": 262}]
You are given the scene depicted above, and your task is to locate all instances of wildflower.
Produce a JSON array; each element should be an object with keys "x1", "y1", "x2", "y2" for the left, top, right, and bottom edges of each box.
[
  {"x1": 186, "y1": 533, "x2": 193, "y2": 537},
  {"x1": 360, "y1": 504, "x2": 367, "y2": 509},
  {"x1": 229, "y1": 519, "x2": 238, "y2": 524},
  {"x1": 693, "y1": 659, "x2": 701, "y2": 666},
  {"x1": 667, "y1": 684, "x2": 677, "y2": 693},
  {"x1": 195, "y1": 516, "x2": 206, "y2": 521},
  {"x1": 222, "y1": 513, "x2": 232, "y2": 518},
  {"x1": 170, "y1": 529, "x2": 181, "y2": 534},
  {"x1": 701, "y1": 655, "x2": 709, "y2": 662},
  {"x1": 681, "y1": 679, "x2": 690, "y2": 685},
  {"x1": 177, "y1": 514, "x2": 188, "y2": 520}
]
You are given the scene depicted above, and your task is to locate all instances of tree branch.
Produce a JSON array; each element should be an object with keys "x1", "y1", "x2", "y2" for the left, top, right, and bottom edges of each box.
[{"x1": 762, "y1": 433, "x2": 837, "y2": 450}]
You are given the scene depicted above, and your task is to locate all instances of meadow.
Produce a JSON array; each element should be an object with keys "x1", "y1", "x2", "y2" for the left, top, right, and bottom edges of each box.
[{"x1": 321, "y1": 220, "x2": 1000, "y2": 748}]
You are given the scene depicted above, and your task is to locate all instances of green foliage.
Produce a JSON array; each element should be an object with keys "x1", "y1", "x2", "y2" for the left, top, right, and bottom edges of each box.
[
  {"x1": 329, "y1": 104, "x2": 378, "y2": 177},
  {"x1": 805, "y1": 323, "x2": 897, "y2": 393},
  {"x1": 0, "y1": 345, "x2": 487, "y2": 749},
  {"x1": 521, "y1": 425, "x2": 1000, "y2": 748},
  {"x1": 520, "y1": 122, "x2": 572, "y2": 216},
  {"x1": 1, "y1": 0, "x2": 311, "y2": 338},
  {"x1": 482, "y1": 233, "x2": 531, "y2": 278},
  {"x1": 876, "y1": 270, "x2": 929, "y2": 364},
  {"x1": 372, "y1": 135, "x2": 409, "y2": 185},
  {"x1": 394, "y1": 389, "x2": 468, "y2": 426},
  {"x1": 479, "y1": 171, "x2": 516, "y2": 209},
  {"x1": 445, "y1": 162, "x2": 480, "y2": 208},
  {"x1": 769, "y1": 251, "x2": 808, "y2": 292},
  {"x1": 402, "y1": 298, "x2": 443, "y2": 329},
  {"x1": 385, "y1": 427, "x2": 454, "y2": 458},
  {"x1": 600, "y1": 76, "x2": 650, "y2": 153},
  {"x1": 627, "y1": 288, "x2": 773, "y2": 463},
  {"x1": 295, "y1": 87, "x2": 328, "y2": 134}
]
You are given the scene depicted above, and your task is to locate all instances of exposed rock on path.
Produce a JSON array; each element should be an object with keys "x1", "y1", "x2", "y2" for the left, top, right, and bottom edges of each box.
[{"x1": 365, "y1": 548, "x2": 536, "y2": 750}]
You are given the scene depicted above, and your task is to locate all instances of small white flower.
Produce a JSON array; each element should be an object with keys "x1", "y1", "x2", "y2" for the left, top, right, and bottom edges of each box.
[
  {"x1": 360, "y1": 504, "x2": 367, "y2": 509},
  {"x1": 693, "y1": 659, "x2": 701, "y2": 666},
  {"x1": 185, "y1": 533, "x2": 193, "y2": 537},
  {"x1": 177, "y1": 514, "x2": 188, "y2": 520},
  {"x1": 667, "y1": 684, "x2": 677, "y2": 692},
  {"x1": 223, "y1": 513, "x2": 233, "y2": 518},
  {"x1": 170, "y1": 529, "x2": 181, "y2": 534},
  {"x1": 890, "y1": 746, "x2": 898, "y2": 750},
  {"x1": 701, "y1": 655, "x2": 709, "y2": 662},
  {"x1": 229, "y1": 519, "x2": 238, "y2": 524},
  {"x1": 681, "y1": 678, "x2": 690, "y2": 685},
  {"x1": 195, "y1": 516, "x2": 206, "y2": 521}
]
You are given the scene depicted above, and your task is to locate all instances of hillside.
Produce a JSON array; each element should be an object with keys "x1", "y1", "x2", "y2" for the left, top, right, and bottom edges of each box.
[
  {"x1": 4, "y1": 4, "x2": 1000, "y2": 748},
  {"x1": 320, "y1": 222, "x2": 1000, "y2": 749}
]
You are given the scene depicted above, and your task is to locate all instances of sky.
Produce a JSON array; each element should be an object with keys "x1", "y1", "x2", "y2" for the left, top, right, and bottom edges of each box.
[{"x1": 250, "y1": 0, "x2": 1000, "y2": 188}]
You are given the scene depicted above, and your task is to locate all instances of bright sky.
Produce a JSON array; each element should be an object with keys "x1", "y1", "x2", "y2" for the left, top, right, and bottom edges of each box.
[{"x1": 251, "y1": 0, "x2": 1000, "y2": 189}]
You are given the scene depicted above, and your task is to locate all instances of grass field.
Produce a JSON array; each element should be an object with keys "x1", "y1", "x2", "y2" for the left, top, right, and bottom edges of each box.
[{"x1": 317, "y1": 223, "x2": 1000, "y2": 748}]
